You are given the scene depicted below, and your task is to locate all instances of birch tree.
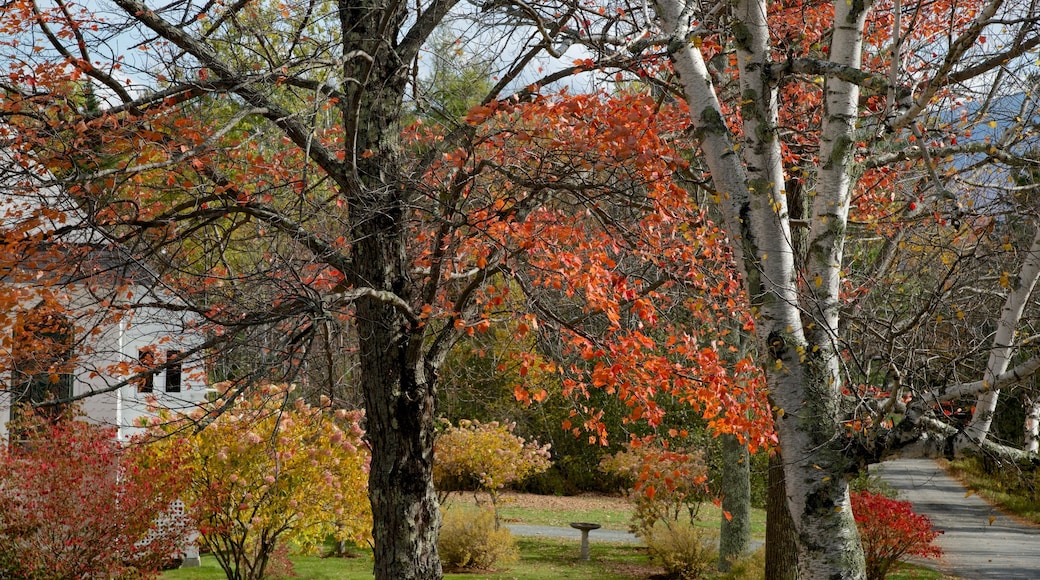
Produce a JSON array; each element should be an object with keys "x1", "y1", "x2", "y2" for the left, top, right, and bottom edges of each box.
[
  {"x1": 651, "y1": 0, "x2": 1040, "y2": 577},
  {"x1": 7, "y1": 0, "x2": 1040, "y2": 578}
]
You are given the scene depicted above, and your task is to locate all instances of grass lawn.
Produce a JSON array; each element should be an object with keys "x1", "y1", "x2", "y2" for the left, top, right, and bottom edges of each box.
[
  {"x1": 163, "y1": 541, "x2": 955, "y2": 580},
  {"x1": 887, "y1": 561, "x2": 960, "y2": 580},
  {"x1": 441, "y1": 491, "x2": 636, "y2": 532},
  {"x1": 163, "y1": 538, "x2": 656, "y2": 579},
  {"x1": 445, "y1": 491, "x2": 767, "y2": 539},
  {"x1": 163, "y1": 552, "x2": 371, "y2": 579},
  {"x1": 163, "y1": 493, "x2": 953, "y2": 579},
  {"x1": 496, "y1": 498, "x2": 635, "y2": 532}
]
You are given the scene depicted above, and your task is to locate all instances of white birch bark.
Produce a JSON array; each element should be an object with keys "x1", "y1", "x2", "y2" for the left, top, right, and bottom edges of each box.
[
  {"x1": 961, "y1": 226, "x2": 1040, "y2": 446},
  {"x1": 1025, "y1": 393, "x2": 1040, "y2": 453},
  {"x1": 652, "y1": 0, "x2": 751, "y2": 271},
  {"x1": 782, "y1": 0, "x2": 873, "y2": 575},
  {"x1": 654, "y1": 0, "x2": 870, "y2": 576}
]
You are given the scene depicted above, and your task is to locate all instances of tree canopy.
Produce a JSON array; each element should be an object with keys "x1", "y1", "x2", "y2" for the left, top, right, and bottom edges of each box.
[{"x1": 3, "y1": 0, "x2": 1040, "y2": 578}]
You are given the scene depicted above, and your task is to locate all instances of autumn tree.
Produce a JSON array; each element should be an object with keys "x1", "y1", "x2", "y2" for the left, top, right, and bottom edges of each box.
[
  {"x1": 647, "y1": 0, "x2": 1040, "y2": 577},
  {"x1": 147, "y1": 383, "x2": 370, "y2": 580},
  {"x1": 0, "y1": 2, "x2": 765, "y2": 579}
]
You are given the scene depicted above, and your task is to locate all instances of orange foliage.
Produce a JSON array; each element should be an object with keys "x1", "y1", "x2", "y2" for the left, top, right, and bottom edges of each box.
[
  {"x1": 0, "y1": 5, "x2": 777, "y2": 455},
  {"x1": 410, "y1": 90, "x2": 772, "y2": 449}
]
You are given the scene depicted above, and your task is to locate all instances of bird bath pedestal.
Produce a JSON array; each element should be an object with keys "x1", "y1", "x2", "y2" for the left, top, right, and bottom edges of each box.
[{"x1": 570, "y1": 522, "x2": 601, "y2": 560}]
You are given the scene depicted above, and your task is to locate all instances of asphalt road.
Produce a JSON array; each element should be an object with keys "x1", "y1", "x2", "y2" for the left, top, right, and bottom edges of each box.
[{"x1": 875, "y1": 458, "x2": 1040, "y2": 579}]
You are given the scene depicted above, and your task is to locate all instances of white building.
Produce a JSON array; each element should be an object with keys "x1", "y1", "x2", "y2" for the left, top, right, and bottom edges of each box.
[{"x1": 0, "y1": 148, "x2": 208, "y2": 440}]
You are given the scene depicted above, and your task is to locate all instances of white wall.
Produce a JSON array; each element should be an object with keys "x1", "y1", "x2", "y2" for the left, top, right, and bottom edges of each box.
[{"x1": 0, "y1": 282, "x2": 208, "y2": 441}]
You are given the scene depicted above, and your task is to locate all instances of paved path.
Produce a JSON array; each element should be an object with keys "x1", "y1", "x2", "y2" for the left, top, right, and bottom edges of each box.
[
  {"x1": 506, "y1": 523, "x2": 640, "y2": 544},
  {"x1": 509, "y1": 459, "x2": 1040, "y2": 577},
  {"x1": 876, "y1": 458, "x2": 1040, "y2": 579}
]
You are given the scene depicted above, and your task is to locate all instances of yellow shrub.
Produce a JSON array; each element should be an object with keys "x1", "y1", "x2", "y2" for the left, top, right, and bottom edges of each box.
[
  {"x1": 719, "y1": 545, "x2": 766, "y2": 580},
  {"x1": 434, "y1": 419, "x2": 551, "y2": 505},
  {"x1": 147, "y1": 383, "x2": 370, "y2": 580},
  {"x1": 646, "y1": 523, "x2": 719, "y2": 580},
  {"x1": 438, "y1": 506, "x2": 519, "y2": 571}
]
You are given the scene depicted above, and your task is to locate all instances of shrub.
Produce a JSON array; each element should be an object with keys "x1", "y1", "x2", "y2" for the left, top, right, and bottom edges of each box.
[
  {"x1": 718, "y1": 545, "x2": 766, "y2": 580},
  {"x1": 851, "y1": 491, "x2": 942, "y2": 580},
  {"x1": 645, "y1": 523, "x2": 719, "y2": 580},
  {"x1": 434, "y1": 419, "x2": 551, "y2": 506},
  {"x1": 0, "y1": 411, "x2": 191, "y2": 579},
  {"x1": 438, "y1": 505, "x2": 519, "y2": 571},
  {"x1": 599, "y1": 439, "x2": 709, "y2": 537},
  {"x1": 147, "y1": 383, "x2": 371, "y2": 580},
  {"x1": 262, "y1": 543, "x2": 297, "y2": 579}
]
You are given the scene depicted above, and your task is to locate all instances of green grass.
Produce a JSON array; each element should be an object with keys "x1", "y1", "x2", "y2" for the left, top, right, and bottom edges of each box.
[
  {"x1": 161, "y1": 537, "x2": 955, "y2": 580},
  {"x1": 162, "y1": 552, "x2": 372, "y2": 579},
  {"x1": 691, "y1": 503, "x2": 767, "y2": 540},
  {"x1": 447, "y1": 493, "x2": 767, "y2": 539},
  {"x1": 515, "y1": 501, "x2": 765, "y2": 540},
  {"x1": 495, "y1": 501, "x2": 635, "y2": 532},
  {"x1": 887, "y1": 561, "x2": 960, "y2": 580},
  {"x1": 162, "y1": 538, "x2": 655, "y2": 579},
  {"x1": 445, "y1": 538, "x2": 655, "y2": 580}
]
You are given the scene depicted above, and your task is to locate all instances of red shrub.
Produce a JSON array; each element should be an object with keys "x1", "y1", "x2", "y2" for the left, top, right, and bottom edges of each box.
[
  {"x1": 0, "y1": 414, "x2": 191, "y2": 579},
  {"x1": 851, "y1": 490, "x2": 943, "y2": 580}
]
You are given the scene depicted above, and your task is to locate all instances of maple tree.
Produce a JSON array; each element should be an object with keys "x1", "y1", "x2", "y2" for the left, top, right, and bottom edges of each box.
[
  {"x1": 145, "y1": 383, "x2": 370, "y2": 580},
  {"x1": 0, "y1": 2, "x2": 765, "y2": 577},
  {"x1": 0, "y1": 410, "x2": 191, "y2": 579},
  {"x1": 851, "y1": 491, "x2": 942, "y2": 580}
]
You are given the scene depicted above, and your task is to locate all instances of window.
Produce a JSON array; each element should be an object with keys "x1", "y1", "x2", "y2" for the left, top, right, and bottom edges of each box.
[
  {"x1": 165, "y1": 350, "x2": 182, "y2": 393},
  {"x1": 11, "y1": 305, "x2": 74, "y2": 420},
  {"x1": 137, "y1": 349, "x2": 155, "y2": 394}
]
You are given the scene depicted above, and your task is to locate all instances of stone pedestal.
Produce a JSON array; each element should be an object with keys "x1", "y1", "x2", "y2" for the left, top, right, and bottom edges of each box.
[{"x1": 570, "y1": 522, "x2": 601, "y2": 560}]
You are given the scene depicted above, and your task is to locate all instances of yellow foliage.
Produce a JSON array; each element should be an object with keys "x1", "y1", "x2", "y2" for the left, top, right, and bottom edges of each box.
[
  {"x1": 148, "y1": 383, "x2": 371, "y2": 579},
  {"x1": 433, "y1": 419, "x2": 551, "y2": 504},
  {"x1": 438, "y1": 505, "x2": 519, "y2": 571}
]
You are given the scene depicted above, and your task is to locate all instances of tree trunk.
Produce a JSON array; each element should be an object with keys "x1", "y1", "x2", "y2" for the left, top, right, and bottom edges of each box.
[
  {"x1": 719, "y1": 434, "x2": 752, "y2": 571},
  {"x1": 770, "y1": 354, "x2": 865, "y2": 579},
  {"x1": 963, "y1": 226, "x2": 1040, "y2": 447},
  {"x1": 350, "y1": 169, "x2": 442, "y2": 578},
  {"x1": 349, "y1": 162, "x2": 443, "y2": 571},
  {"x1": 766, "y1": 452, "x2": 798, "y2": 580},
  {"x1": 1025, "y1": 392, "x2": 1040, "y2": 453},
  {"x1": 343, "y1": 1, "x2": 442, "y2": 575}
]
